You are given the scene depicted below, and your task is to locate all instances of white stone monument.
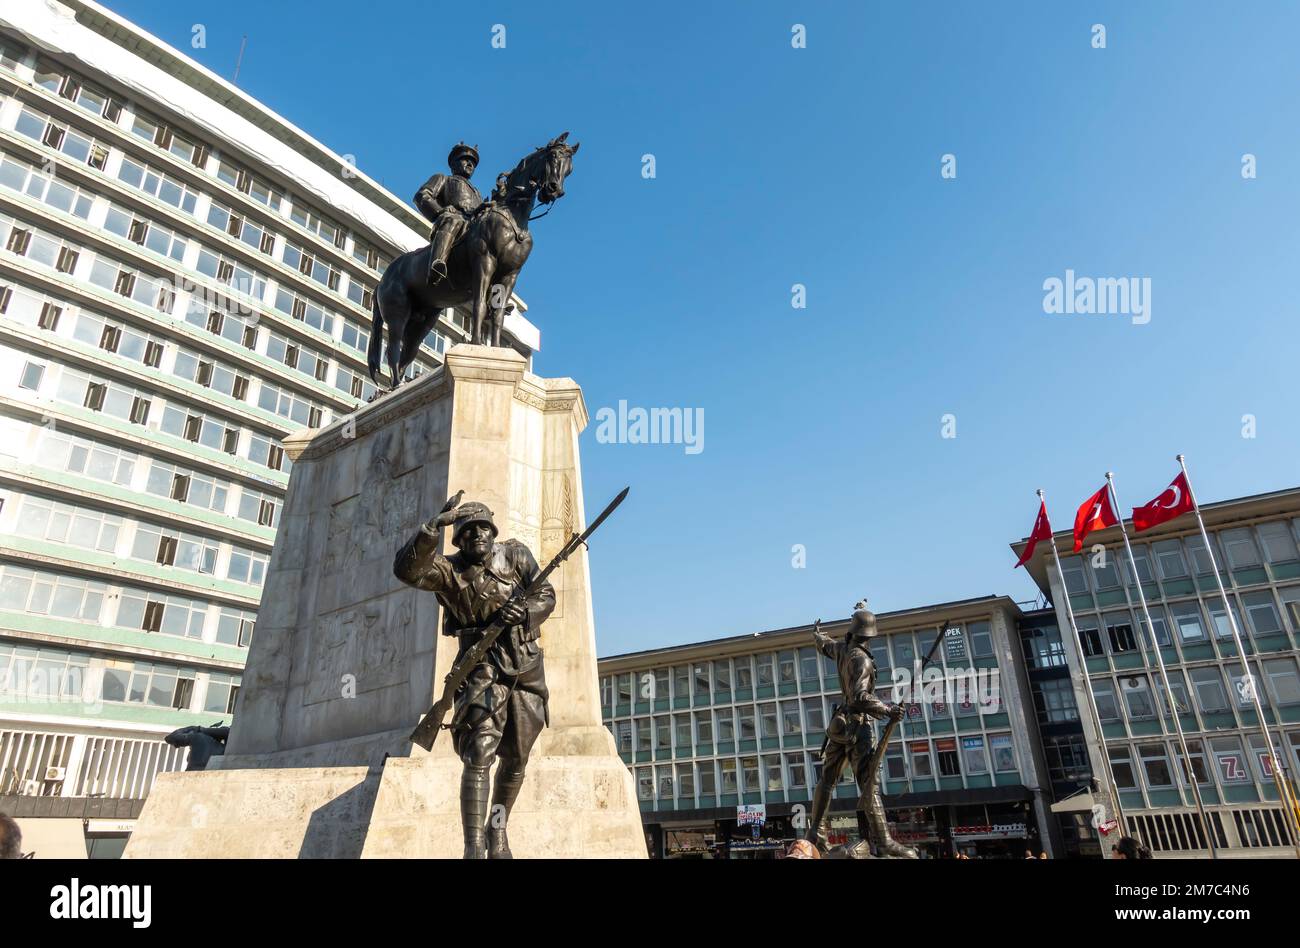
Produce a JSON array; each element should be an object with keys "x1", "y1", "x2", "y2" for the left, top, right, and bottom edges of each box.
[{"x1": 124, "y1": 346, "x2": 646, "y2": 858}]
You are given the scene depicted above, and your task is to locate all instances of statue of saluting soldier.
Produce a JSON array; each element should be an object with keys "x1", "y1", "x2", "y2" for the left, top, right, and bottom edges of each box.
[
  {"x1": 393, "y1": 491, "x2": 554, "y2": 859},
  {"x1": 795, "y1": 601, "x2": 918, "y2": 859}
]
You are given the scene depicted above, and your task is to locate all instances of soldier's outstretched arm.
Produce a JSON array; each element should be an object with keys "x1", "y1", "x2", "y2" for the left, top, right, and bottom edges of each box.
[{"x1": 811, "y1": 619, "x2": 837, "y2": 660}]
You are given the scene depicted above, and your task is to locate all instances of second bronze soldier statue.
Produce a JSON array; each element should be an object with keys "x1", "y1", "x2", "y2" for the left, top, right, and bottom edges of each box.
[{"x1": 804, "y1": 601, "x2": 918, "y2": 858}]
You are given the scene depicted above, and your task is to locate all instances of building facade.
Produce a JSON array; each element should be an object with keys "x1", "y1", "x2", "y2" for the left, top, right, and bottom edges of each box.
[
  {"x1": 0, "y1": 1, "x2": 536, "y2": 856},
  {"x1": 1015, "y1": 486, "x2": 1300, "y2": 858},
  {"x1": 598, "y1": 596, "x2": 1062, "y2": 859}
]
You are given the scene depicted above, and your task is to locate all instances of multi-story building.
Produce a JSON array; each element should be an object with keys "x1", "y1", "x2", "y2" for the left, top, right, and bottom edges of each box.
[
  {"x1": 0, "y1": 1, "x2": 536, "y2": 857},
  {"x1": 598, "y1": 596, "x2": 1062, "y2": 859},
  {"x1": 1015, "y1": 486, "x2": 1300, "y2": 858}
]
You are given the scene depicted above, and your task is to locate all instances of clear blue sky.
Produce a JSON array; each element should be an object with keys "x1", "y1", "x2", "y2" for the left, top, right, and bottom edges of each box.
[{"x1": 112, "y1": 1, "x2": 1300, "y2": 654}]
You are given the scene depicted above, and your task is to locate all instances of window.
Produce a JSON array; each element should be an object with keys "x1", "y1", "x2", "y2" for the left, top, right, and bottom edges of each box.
[
  {"x1": 18, "y1": 361, "x2": 44, "y2": 391},
  {"x1": 672, "y1": 665, "x2": 689, "y2": 700},
  {"x1": 616, "y1": 673, "x2": 631, "y2": 706},
  {"x1": 1078, "y1": 619, "x2": 1104, "y2": 657},
  {"x1": 1060, "y1": 556, "x2": 1088, "y2": 594},
  {"x1": 719, "y1": 759, "x2": 738, "y2": 795},
  {"x1": 1188, "y1": 667, "x2": 1229, "y2": 713},
  {"x1": 1138, "y1": 744, "x2": 1173, "y2": 788},
  {"x1": 1221, "y1": 528, "x2": 1261, "y2": 569},
  {"x1": 734, "y1": 657, "x2": 753, "y2": 691},
  {"x1": 1265, "y1": 659, "x2": 1300, "y2": 706},
  {"x1": 38, "y1": 302, "x2": 60, "y2": 330},
  {"x1": 1172, "y1": 739, "x2": 1212, "y2": 786},
  {"x1": 1170, "y1": 601, "x2": 1207, "y2": 643},
  {"x1": 802, "y1": 696, "x2": 825, "y2": 733},
  {"x1": 714, "y1": 659, "x2": 731, "y2": 693},
  {"x1": 1092, "y1": 679, "x2": 1120, "y2": 722},
  {"x1": 741, "y1": 756, "x2": 760, "y2": 793},
  {"x1": 1021, "y1": 624, "x2": 1067, "y2": 669},
  {"x1": 688, "y1": 663, "x2": 711, "y2": 700},
  {"x1": 758, "y1": 702, "x2": 778, "y2": 740},
  {"x1": 781, "y1": 700, "x2": 801, "y2": 737},
  {"x1": 1205, "y1": 596, "x2": 1245, "y2": 640},
  {"x1": 1210, "y1": 737, "x2": 1251, "y2": 783},
  {"x1": 762, "y1": 755, "x2": 782, "y2": 792},
  {"x1": 798, "y1": 646, "x2": 818, "y2": 681},
  {"x1": 1108, "y1": 746, "x2": 1137, "y2": 789},
  {"x1": 785, "y1": 752, "x2": 806, "y2": 789},
  {"x1": 1119, "y1": 675, "x2": 1156, "y2": 719},
  {"x1": 1042, "y1": 733, "x2": 1089, "y2": 783},
  {"x1": 673, "y1": 713, "x2": 691, "y2": 751},
  {"x1": 968, "y1": 621, "x2": 994, "y2": 658},
  {"x1": 909, "y1": 741, "x2": 933, "y2": 779},
  {"x1": 936, "y1": 740, "x2": 961, "y2": 777},
  {"x1": 694, "y1": 710, "x2": 713, "y2": 746},
  {"x1": 1258, "y1": 522, "x2": 1298, "y2": 564},
  {"x1": 675, "y1": 763, "x2": 695, "y2": 801},
  {"x1": 1153, "y1": 539, "x2": 1189, "y2": 579},
  {"x1": 1105, "y1": 614, "x2": 1137, "y2": 653},
  {"x1": 715, "y1": 707, "x2": 734, "y2": 743},
  {"x1": 778, "y1": 650, "x2": 796, "y2": 685},
  {"x1": 962, "y1": 736, "x2": 988, "y2": 775},
  {"x1": 1091, "y1": 552, "x2": 1121, "y2": 589},
  {"x1": 635, "y1": 718, "x2": 651, "y2": 752},
  {"x1": 1242, "y1": 591, "x2": 1282, "y2": 636},
  {"x1": 737, "y1": 705, "x2": 756, "y2": 741},
  {"x1": 1032, "y1": 678, "x2": 1080, "y2": 724},
  {"x1": 636, "y1": 767, "x2": 652, "y2": 801},
  {"x1": 756, "y1": 654, "x2": 775, "y2": 688}
]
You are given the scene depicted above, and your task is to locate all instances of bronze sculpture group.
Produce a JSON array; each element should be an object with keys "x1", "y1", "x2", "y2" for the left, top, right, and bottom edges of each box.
[{"x1": 366, "y1": 133, "x2": 580, "y2": 389}]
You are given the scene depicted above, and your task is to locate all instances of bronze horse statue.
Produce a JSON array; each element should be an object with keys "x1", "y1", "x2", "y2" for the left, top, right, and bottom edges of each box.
[{"x1": 367, "y1": 133, "x2": 579, "y2": 389}]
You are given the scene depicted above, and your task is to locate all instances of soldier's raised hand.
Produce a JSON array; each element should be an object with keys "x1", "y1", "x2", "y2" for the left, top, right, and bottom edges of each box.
[{"x1": 431, "y1": 490, "x2": 465, "y2": 529}]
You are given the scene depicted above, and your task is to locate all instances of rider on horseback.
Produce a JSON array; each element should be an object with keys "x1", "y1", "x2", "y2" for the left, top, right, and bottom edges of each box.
[{"x1": 414, "y1": 142, "x2": 483, "y2": 286}]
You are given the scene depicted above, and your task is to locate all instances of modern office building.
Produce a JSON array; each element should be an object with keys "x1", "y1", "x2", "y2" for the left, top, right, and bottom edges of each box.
[
  {"x1": 0, "y1": 1, "x2": 536, "y2": 856},
  {"x1": 1014, "y1": 486, "x2": 1300, "y2": 858},
  {"x1": 598, "y1": 596, "x2": 1063, "y2": 859}
]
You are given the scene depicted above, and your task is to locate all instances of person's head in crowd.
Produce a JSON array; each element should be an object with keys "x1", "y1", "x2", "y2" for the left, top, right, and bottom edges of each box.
[{"x1": 0, "y1": 813, "x2": 22, "y2": 859}]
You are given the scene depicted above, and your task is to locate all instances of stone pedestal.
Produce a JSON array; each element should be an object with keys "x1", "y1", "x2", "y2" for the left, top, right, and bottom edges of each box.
[{"x1": 124, "y1": 346, "x2": 646, "y2": 858}]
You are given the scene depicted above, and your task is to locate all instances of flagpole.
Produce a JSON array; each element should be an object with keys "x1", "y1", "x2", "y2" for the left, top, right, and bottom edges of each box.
[
  {"x1": 1038, "y1": 489, "x2": 1130, "y2": 849},
  {"x1": 1176, "y1": 455, "x2": 1300, "y2": 857},
  {"x1": 1106, "y1": 472, "x2": 1218, "y2": 859}
]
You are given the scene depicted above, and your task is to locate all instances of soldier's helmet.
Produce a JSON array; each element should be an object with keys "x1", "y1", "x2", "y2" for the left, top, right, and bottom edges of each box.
[
  {"x1": 448, "y1": 142, "x2": 480, "y2": 169},
  {"x1": 847, "y1": 600, "x2": 878, "y2": 641},
  {"x1": 451, "y1": 501, "x2": 497, "y2": 547}
]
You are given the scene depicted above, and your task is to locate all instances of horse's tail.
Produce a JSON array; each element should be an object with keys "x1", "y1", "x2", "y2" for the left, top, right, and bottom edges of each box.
[{"x1": 366, "y1": 291, "x2": 384, "y2": 386}]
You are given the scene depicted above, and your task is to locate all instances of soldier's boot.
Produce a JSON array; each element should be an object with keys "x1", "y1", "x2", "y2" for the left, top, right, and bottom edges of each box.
[
  {"x1": 803, "y1": 779, "x2": 833, "y2": 852},
  {"x1": 865, "y1": 786, "x2": 918, "y2": 859},
  {"x1": 428, "y1": 230, "x2": 453, "y2": 285},
  {"x1": 460, "y1": 765, "x2": 490, "y2": 859},
  {"x1": 485, "y1": 768, "x2": 525, "y2": 859}
]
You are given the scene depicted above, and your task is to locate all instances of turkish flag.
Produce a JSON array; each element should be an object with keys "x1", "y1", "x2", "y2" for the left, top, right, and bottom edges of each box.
[
  {"x1": 1073, "y1": 486, "x2": 1118, "y2": 552},
  {"x1": 1133, "y1": 472, "x2": 1194, "y2": 532},
  {"x1": 1015, "y1": 501, "x2": 1053, "y2": 568}
]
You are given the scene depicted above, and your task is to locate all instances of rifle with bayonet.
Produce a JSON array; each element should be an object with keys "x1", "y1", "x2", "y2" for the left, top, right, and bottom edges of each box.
[{"x1": 409, "y1": 486, "x2": 630, "y2": 751}]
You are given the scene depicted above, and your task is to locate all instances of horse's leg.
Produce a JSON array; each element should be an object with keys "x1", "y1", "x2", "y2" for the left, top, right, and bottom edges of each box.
[
  {"x1": 469, "y1": 251, "x2": 495, "y2": 346},
  {"x1": 491, "y1": 271, "x2": 520, "y2": 348},
  {"x1": 384, "y1": 295, "x2": 411, "y2": 390}
]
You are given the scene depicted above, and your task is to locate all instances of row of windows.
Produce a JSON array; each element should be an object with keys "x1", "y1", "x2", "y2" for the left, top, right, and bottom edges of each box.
[
  {"x1": 0, "y1": 640, "x2": 240, "y2": 715},
  {"x1": 24, "y1": 358, "x2": 289, "y2": 474},
  {"x1": 0, "y1": 169, "x2": 391, "y2": 405},
  {"x1": 1090, "y1": 658, "x2": 1300, "y2": 723},
  {"x1": 1072, "y1": 590, "x2": 1298, "y2": 662},
  {"x1": 9, "y1": 491, "x2": 268, "y2": 588},
  {"x1": 627, "y1": 733, "x2": 1020, "y2": 804},
  {"x1": 602, "y1": 624, "x2": 997, "y2": 708},
  {"x1": 1061, "y1": 523, "x2": 1300, "y2": 597},
  {"x1": 0, "y1": 142, "x2": 434, "y2": 397},
  {"x1": 5, "y1": 63, "x2": 385, "y2": 316},
  {"x1": 0, "y1": 563, "x2": 255, "y2": 648},
  {"x1": 1106, "y1": 733, "x2": 1300, "y2": 798}
]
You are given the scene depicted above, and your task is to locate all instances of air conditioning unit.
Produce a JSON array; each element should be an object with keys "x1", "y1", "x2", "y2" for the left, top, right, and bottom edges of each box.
[{"x1": 45, "y1": 766, "x2": 66, "y2": 782}]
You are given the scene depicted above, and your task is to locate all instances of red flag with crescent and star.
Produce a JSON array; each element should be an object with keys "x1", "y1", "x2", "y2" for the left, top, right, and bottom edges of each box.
[
  {"x1": 1073, "y1": 485, "x2": 1118, "y2": 553},
  {"x1": 1132, "y1": 472, "x2": 1194, "y2": 532},
  {"x1": 1015, "y1": 501, "x2": 1053, "y2": 568}
]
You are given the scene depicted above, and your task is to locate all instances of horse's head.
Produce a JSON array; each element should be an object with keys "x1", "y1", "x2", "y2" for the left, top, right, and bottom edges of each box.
[
  {"x1": 537, "y1": 131, "x2": 579, "y2": 204},
  {"x1": 504, "y1": 132, "x2": 579, "y2": 207}
]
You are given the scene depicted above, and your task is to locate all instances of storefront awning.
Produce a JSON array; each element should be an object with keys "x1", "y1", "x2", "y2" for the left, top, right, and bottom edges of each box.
[{"x1": 1049, "y1": 790, "x2": 1096, "y2": 814}]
